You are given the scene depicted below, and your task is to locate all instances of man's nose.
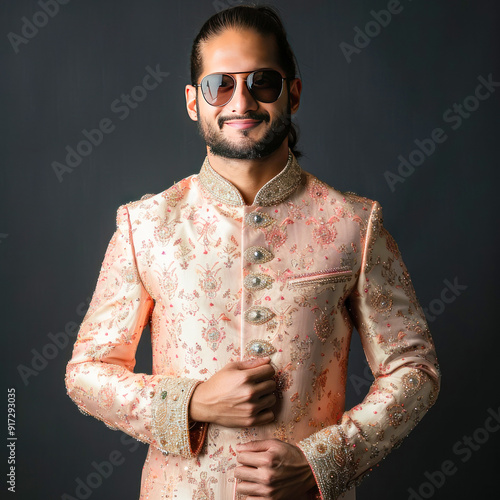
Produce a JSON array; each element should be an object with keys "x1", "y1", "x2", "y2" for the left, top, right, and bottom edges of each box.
[{"x1": 228, "y1": 76, "x2": 259, "y2": 114}]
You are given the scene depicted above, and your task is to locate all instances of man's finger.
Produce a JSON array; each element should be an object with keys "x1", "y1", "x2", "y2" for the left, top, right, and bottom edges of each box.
[
  {"x1": 235, "y1": 479, "x2": 270, "y2": 498},
  {"x1": 236, "y1": 439, "x2": 273, "y2": 452},
  {"x1": 252, "y1": 379, "x2": 276, "y2": 399},
  {"x1": 252, "y1": 409, "x2": 275, "y2": 426},
  {"x1": 235, "y1": 357, "x2": 270, "y2": 370},
  {"x1": 233, "y1": 465, "x2": 261, "y2": 482},
  {"x1": 245, "y1": 363, "x2": 275, "y2": 383},
  {"x1": 254, "y1": 393, "x2": 276, "y2": 414},
  {"x1": 236, "y1": 451, "x2": 270, "y2": 468}
]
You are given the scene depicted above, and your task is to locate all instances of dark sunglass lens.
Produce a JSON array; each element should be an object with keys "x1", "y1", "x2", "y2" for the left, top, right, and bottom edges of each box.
[
  {"x1": 201, "y1": 74, "x2": 234, "y2": 105},
  {"x1": 248, "y1": 70, "x2": 283, "y2": 103}
]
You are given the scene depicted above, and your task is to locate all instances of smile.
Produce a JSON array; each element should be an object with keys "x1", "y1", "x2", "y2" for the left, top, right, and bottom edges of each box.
[{"x1": 224, "y1": 120, "x2": 262, "y2": 130}]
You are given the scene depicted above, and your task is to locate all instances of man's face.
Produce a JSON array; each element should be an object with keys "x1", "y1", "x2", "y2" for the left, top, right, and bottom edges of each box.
[{"x1": 187, "y1": 28, "x2": 300, "y2": 160}]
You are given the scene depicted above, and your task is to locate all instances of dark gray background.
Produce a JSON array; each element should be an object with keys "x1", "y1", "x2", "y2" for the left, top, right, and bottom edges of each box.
[{"x1": 2, "y1": 0, "x2": 499, "y2": 498}]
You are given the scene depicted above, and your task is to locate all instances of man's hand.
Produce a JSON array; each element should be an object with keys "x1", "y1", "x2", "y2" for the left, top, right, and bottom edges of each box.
[
  {"x1": 188, "y1": 357, "x2": 276, "y2": 427},
  {"x1": 234, "y1": 439, "x2": 317, "y2": 499}
]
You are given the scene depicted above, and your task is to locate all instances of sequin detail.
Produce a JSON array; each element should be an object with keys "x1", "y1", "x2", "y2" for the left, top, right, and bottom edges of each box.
[
  {"x1": 386, "y1": 404, "x2": 408, "y2": 428},
  {"x1": 244, "y1": 306, "x2": 275, "y2": 325},
  {"x1": 244, "y1": 246, "x2": 274, "y2": 264},
  {"x1": 245, "y1": 339, "x2": 276, "y2": 358},
  {"x1": 243, "y1": 273, "x2": 274, "y2": 291},
  {"x1": 198, "y1": 150, "x2": 302, "y2": 206},
  {"x1": 297, "y1": 426, "x2": 356, "y2": 499},
  {"x1": 151, "y1": 378, "x2": 202, "y2": 458},
  {"x1": 402, "y1": 370, "x2": 426, "y2": 397},
  {"x1": 370, "y1": 287, "x2": 394, "y2": 313},
  {"x1": 245, "y1": 211, "x2": 274, "y2": 228}
]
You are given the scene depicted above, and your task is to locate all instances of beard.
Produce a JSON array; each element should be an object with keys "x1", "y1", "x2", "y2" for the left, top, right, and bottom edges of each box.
[{"x1": 196, "y1": 99, "x2": 292, "y2": 160}]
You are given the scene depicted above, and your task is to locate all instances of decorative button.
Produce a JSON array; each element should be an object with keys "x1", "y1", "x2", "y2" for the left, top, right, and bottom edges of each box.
[
  {"x1": 244, "y1": 306, "x2": 275, "y2": 325},
  {"x1": 245, "y1": 211, "x2": 274, "y2": 228},
  {"x1": 245, "y1": 339, "x2": 277, "y2": 358},
  {"x1": 244, "y1": 246, "x2": 274, "y2": 264},
  {"x1": 244, "y1": 273, "x2": 274, "y2": 291}
]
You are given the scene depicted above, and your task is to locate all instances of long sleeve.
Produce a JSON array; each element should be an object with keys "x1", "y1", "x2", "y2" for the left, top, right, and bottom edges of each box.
[
  {"x1": 297, "y1": 201, "x2": 441, "y2": 499},
  {"x1": 65, "y1": 204, "x2": 208, "y2": 458}
]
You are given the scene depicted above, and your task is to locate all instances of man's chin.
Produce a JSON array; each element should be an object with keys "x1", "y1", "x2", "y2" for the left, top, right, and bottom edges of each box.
[
  {"x1": 200, "y1": 121, "x2": 289, "y2": 159},
  {"x1": 208, "y1": 144, "x2": 269, "y2": 160}
]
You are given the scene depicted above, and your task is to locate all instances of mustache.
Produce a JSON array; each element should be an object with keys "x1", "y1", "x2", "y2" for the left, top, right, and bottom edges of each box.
[{"x1": 218, "y1": 112, "x2": 270, "y2": 128}]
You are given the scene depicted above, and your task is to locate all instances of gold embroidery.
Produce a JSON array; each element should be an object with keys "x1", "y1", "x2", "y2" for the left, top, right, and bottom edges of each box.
[
  {"x1": 297, "y1": 426, "x2": 357, "y2": 499},
  {"x1": 386, "y1": 403, "x2": 408, "y2": 428},
  {"x1": 287, "y1": 267, "x2": 352, "y2": 289},
  {"x1": 370, "y1": 286, "x2": 394, "y2": 313},
  {"x1": 244, "y1": 211, "x2": 274, "y2": 228},
  {"x1": 402, "y1": 370, "x2": 426, "y2": 397},
  {"x1": 243, "y1": 246, "x2": 274, "y2": 264},
  {"x1": 198, "y1": 149, "x2": 302, "y2": 206},
  {"x1": 150, "y1": 377, "x2": 202, "y2": 458}
]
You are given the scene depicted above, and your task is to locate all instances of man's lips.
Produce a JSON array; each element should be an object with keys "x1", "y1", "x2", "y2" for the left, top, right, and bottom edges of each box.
[{"x1": 224, "y1": 120, "x2": 262, "y2": 130}]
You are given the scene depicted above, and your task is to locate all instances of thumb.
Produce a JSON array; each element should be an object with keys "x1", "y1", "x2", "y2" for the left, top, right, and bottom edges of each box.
[{"x1": 235, "y1": 357, "x2": 270, "y2": 370}]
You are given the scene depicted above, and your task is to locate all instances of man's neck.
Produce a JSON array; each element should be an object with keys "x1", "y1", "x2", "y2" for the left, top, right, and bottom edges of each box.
[{"x1": 205, "y1": 143, "x2": 290, "y2": 205}]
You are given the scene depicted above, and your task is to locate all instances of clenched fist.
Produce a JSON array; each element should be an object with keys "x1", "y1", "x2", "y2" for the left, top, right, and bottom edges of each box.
[{"x1": 188, "y1": 357, "x2": 276, "y2": 427}]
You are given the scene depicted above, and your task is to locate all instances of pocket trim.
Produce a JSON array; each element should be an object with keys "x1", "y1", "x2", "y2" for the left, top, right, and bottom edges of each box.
[{"x1": 287, "y1": 267, "x2": 353, "y2": 289}]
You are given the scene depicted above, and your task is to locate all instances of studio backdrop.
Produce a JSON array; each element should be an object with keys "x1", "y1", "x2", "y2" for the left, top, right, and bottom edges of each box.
[{"x1": 2, "y1": 0, "x2": 499, "y2": 498}]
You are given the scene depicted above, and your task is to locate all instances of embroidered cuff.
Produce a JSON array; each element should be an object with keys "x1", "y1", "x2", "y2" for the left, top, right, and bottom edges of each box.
[
  {"x1": 297, "y1": 426, "x2": 357, "y2": 500},
  {"x1": 151, "y1": 377, "x2": 203, "y2": 458}
]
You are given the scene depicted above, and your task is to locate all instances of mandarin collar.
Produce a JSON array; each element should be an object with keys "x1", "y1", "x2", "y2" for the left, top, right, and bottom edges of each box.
[{"x1": 197, "y1": 149, "x2": 302, "y2": 207}]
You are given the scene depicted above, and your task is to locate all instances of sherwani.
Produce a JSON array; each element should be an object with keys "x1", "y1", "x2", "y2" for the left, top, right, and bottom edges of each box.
[{"x1": 65, "y1": 150, "x2": 441, "y2": 500}]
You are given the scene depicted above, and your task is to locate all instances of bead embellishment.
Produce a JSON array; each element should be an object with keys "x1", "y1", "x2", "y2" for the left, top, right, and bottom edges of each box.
[
  {"x1": 245, "y1": 339, "x2": 277, "y2": 358},
  {"x1": 244, "y1": 246, "x2": 274, "y2": 264},
  {"x1": 151, "y1": 378, "x2": 202, "y2": 458},
  {"x1": 297, "y1": 426, "x2": 356, "y2": 500},
  {"x1": 243, "y1": 273, "x2": 274, "y2": 291},
  {"x1": 402, "y1": 370, "x2": 426, "y2": 397},
  {"x1": 287, "y1": 267, "x2": 353, "y2": 289},
  {"x1": 245, "y1": 211, "x2": 274, "y2": 228},
  {"x1": 198, "y1": 149, "x2": 302, "y2": 206},
  {"x1": 244, "y1": 306, "x2": 275, "y2": 325}
]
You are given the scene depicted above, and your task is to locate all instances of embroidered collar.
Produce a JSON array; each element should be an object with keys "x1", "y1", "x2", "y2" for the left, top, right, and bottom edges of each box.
[{"x1": 198, "y1": 149, "x2": 302, "y2": 207}]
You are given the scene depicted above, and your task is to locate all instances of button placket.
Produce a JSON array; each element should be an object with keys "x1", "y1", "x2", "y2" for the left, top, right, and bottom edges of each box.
[{"x1": 242, "y1": 209, "x2": 277, "y2": 358}]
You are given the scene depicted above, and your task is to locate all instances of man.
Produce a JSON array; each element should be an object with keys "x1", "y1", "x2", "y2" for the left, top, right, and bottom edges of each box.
[{"x1": 65, "y1": 5, "x2": 441, "y2": 500}]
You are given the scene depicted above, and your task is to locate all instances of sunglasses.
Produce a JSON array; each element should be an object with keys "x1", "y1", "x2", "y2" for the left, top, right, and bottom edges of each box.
[{"x1": 194, "y1": 69, "x2": 289, "y2": 107}]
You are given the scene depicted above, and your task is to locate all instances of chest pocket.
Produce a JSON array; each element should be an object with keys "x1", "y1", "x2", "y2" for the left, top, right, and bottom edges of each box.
[{"x1": 286, "y1": 266, "x2": 353, "y2": 292}]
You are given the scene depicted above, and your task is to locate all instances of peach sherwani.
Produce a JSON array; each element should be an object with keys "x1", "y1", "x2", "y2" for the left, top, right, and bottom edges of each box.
[{"x1": 65, "y1": 150, "x2": 440, "y2": 499}]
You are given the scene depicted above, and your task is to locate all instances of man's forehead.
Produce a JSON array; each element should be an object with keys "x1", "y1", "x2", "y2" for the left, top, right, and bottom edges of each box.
[{"x1": 199, "y1": 28, "x2": 281, "y2": 76}]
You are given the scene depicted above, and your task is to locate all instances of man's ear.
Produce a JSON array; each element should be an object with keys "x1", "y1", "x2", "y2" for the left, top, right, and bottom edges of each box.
[
  {"x1": 289, "y1": 78, "x2": 302, "y2": 115},
  {"x1": 185, "y1": 85, "x2": 198, "y2": 121}
]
